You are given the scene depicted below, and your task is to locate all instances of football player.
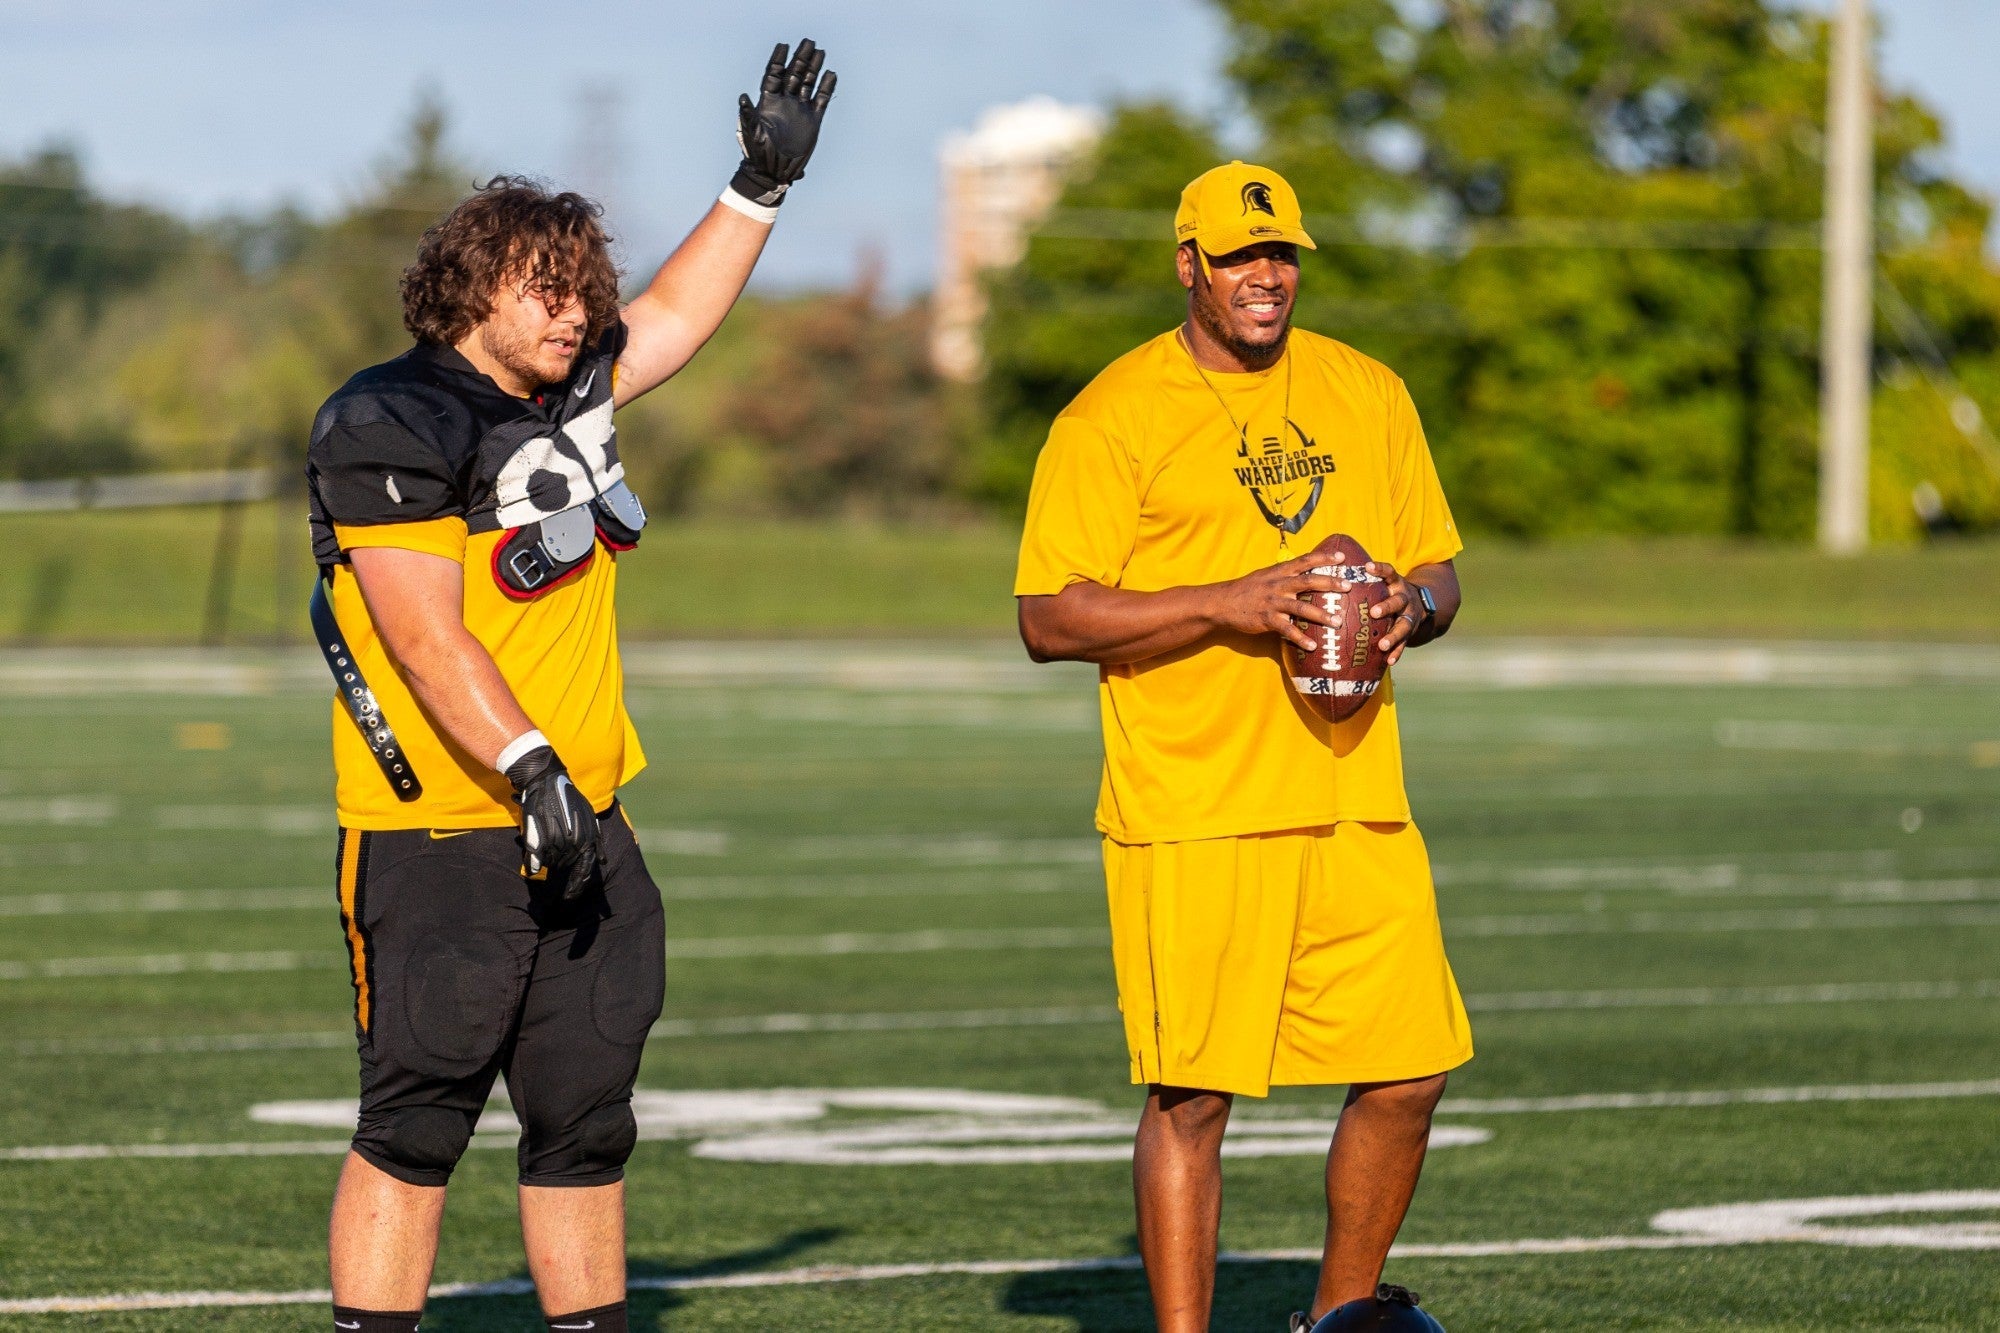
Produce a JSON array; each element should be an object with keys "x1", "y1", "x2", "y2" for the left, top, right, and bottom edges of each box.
[
  {"x1": 1014, "y1": 163, "x2": 1471, "y2": 1332},
  {"x1": 304, "y1": 41, "x2": 835, "y2": 1333}
]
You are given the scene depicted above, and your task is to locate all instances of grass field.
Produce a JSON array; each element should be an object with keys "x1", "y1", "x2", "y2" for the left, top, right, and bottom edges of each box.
[
  {"x1": 5, "y1": 502, "x2": 2000, "y2": 644},
  {"x1": 2, "y1": 641, "x2": 1999, "y2": 1328}
]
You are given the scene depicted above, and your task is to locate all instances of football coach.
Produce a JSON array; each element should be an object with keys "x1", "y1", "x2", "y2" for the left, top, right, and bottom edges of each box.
[
  {"x1": 1014, "y1": 163, "x2": 1472, "y2": 1332},
  {"x1": 303, "y1": 42, "x2": 835, "y2": 1333}
]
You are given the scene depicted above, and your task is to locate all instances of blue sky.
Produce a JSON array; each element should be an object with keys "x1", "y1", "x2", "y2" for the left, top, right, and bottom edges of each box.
[{"x1": 3, "y1": 1, "x2": 1994, "y2": 291}]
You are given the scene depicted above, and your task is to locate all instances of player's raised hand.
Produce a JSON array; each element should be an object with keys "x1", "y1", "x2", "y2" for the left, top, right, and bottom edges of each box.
[
  {"x1": 731, "y1": 38, "x2": 838, "y2": 208},
  {"x1": 1205, "y1": 551, "x2": 1344, "y2": 654}
]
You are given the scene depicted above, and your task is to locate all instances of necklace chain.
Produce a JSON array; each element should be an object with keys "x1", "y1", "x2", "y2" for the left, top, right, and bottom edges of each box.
[
  {"x1": 1179, "y1": 327, "x2": 1297, "y2": 546},
  {"x1": 1179, "y1": 327, "x2": 1292, "y2": 445}
]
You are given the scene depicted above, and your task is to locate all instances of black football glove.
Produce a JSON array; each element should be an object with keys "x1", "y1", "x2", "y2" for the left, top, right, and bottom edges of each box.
[
  {"x1": 505, "y1": 744, "x2": 600, "y2": 901},
  {"x1": 730, "y1": 38, "x2": 837, "y2": 208}
]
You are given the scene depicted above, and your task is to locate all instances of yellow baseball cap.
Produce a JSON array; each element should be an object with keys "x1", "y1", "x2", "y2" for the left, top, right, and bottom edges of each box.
[{"x1": 1174, "y1": 161, "x2": 1317, "y2": 257}]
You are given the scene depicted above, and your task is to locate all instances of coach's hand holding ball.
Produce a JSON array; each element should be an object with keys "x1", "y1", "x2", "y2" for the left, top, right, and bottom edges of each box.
[
  {"x1": 1364, "y1": 561, "x2": 1430, "y2": 666},
  {"x1": 1199, "y1": 550, "x2": 1348, "y2": 656},
  {"x1": 506, "y1": 743, "x2": 601, "y2": 901}
]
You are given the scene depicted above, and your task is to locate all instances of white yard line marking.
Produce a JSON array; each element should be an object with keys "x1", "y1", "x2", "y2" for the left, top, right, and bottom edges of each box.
[
  {"x1": 0, "y1": 1140, "x2": 352, "y2": 1162},
  {"x1": 0, "y1": 796, "x2": 119, "y2": 827},
  {"x1": 650, "y1": 1004, "x2": 1121, "y2": 1039},
  {"x1": 1434, "y1": 1079, "x2": 2000, "y2": 1115},
  {"x1": 9, "y1": 1190, "x2": 2000, "y2": 1312},
  {"x1": 658, "y1": 870, "x2": 1094, "y2": 900},
  {"x1": 0, "y1": 873, "x2": 1099, "y2": 918},
  {"x1": 0, "y1": 930, "x2": 1110, "y2": 981},
  {"x1": 638, "y1": 829, "x2": 1107, "y2": 864},
  {"x1": 1711, "y1": 719, "x2": 1993, "y2": 755},
  {"x1": 152, "y1": 805, "x2": 332, "y2": 835},
  {"x1": 663, "y1": 926, "x2": 1108, "y2": 960},
  {"x1": 7, "y1": 1077, "x2": 1996, "y2": 1165},
  {"x1": 1447, "y1": 903, "x2": 2000, "y2": 938},
  {"x1": 9, "y1": 1031, "x2": 353, "y2": 1057},
  {"x1": 15, "y1": 976, "x2": 2000, "y2": 1055},
  {"x1": 20, "y1": 902, "x2": 2000, "y2": 981},
  {"x1": 0, "y1": 1248, "x2": 1681, "y2": 1314},
  {"x1": 8, "y1": 638, "x2": 2000, "y2": 699},
  {"x1": 1465, "y1": 979, "x2": 2000, "y2": 1012},
  {"x1": 0, "y1": 951, "x2": 332, "y2": 981},
  {"x1": 12, "y1": 870, "x2": 2000, "y2": 918},
  {"x1": 0, "y1": 888, "x2": 324, "y2": 917},
  {"x1": 1438, "y1": 846, "x2": 2000, "y2": 887}
]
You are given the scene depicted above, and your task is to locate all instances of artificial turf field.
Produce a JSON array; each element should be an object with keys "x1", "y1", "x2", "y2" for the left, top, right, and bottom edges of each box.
[{"x1": 0, "y1": 641, "x2": 1997, "y2": 1329}]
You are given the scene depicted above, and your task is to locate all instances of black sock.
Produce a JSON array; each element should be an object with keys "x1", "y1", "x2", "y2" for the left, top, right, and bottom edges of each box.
[
  {"x1": 547, "y1": 1301, "x2": 627, "y2": 1332},
  {"x1": 332, "y1": 1308, "x2": 422, "y2": 1333}
]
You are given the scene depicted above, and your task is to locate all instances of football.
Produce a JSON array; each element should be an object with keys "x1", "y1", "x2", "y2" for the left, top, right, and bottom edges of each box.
[{"x1": 1282, "y1": 532, "x2": 1393, "y2": 723}]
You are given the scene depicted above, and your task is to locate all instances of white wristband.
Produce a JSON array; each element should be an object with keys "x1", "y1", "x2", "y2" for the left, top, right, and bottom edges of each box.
[
  {"x1": 718, "y1": 186, "x2": 781, "y2": 225},
  {"x1": 495, "y1": 729, "x2": 549, "y2": 775}
]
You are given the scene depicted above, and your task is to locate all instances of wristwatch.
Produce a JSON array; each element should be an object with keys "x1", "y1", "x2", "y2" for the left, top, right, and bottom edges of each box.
[{"x1": 1413, "y1": 584, "x2": 1442, "y2": 639}]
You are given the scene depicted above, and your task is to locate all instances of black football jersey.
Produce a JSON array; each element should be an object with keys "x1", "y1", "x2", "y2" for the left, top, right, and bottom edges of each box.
[{"x1": 307, "y1": 321, "x2": 630, "y2": 566}]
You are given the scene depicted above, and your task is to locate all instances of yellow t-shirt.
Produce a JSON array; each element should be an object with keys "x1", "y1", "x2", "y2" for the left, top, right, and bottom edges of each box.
[
  {"x1": 326, "y1": 521, "x2": 645, "y2": 830},
  {"x1": 1013, "y1": 328, "x2": 1461, "y2": 843}
]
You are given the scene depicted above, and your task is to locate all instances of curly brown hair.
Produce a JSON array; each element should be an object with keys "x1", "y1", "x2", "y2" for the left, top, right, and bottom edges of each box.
[{"x1": 400, "y1": 176, "x2": 622, "y2": 346}]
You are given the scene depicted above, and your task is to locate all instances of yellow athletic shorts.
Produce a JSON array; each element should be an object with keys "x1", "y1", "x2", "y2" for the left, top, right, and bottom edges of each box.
[{"x1": 1103, "y1": 822, "x2": 1473, "y2": 1097}]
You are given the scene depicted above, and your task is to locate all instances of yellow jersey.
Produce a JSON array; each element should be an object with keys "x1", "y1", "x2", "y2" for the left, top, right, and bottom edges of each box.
[
  {"x1": 1013, "y1": 328, "x2": 1461, "y2": 843},
  {"x1": 306, "y1": 332, "x2": 646, "y2": 831}
]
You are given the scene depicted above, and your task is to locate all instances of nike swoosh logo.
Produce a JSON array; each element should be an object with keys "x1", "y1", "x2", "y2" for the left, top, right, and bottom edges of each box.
[
  {"x1": 574, "y1": 369, "x2": 595, "y2": 398},
  {"x1": 428, "y1": 829, "x2": 476, "y2": 840},
  {"x1": 335, "y1": 1323, "x2": 362, "y2": 1330},
  {"x1": 551, "y1": 1323, "x2": 595, "y2": 1330}
]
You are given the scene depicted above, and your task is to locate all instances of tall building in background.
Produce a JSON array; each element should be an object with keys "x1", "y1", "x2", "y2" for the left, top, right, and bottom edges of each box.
[{"x1": 932, "y1": 97, "x2": 1103, "y2": 381}]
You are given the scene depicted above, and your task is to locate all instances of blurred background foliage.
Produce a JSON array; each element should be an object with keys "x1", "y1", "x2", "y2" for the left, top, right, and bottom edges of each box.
[
  {"x1": 986, "y1": 0, "x2": 2000, "y2": 541},
  {"x1": 0, "y1": 96, "x2": 956, "y2": 526},
  {"x1": 2, "y1": 0, "x2": 1998, "y2": 543}
]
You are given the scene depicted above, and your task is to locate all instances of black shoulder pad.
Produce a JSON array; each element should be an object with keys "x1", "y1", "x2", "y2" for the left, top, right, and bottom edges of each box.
[{"x1": 308, "y1": 362, "x2": 470, "y2": 529}]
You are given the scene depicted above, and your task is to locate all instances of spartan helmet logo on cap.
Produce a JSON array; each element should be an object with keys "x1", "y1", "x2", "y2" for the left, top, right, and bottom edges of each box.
[{"x1": 1241, "y1": 181, "x2": 1276, "y2": 216}]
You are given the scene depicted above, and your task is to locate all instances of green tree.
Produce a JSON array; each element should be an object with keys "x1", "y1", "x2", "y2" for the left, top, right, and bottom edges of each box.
[
  {"x1": 982, "y1": 0, "x2": 2000, "y2": 540},
  {"x1": 978, "y1": 103, "x2": 1223, "y2": 503},
  {"x1": 718, "y1": 263, "x2": 957, "y2": 520},
  {"x1": 0, "y1": 147, "x2": 187, "y2": 476},
  {"x1": 54, "y1": 97, "x2": 481, "y2": 479}
]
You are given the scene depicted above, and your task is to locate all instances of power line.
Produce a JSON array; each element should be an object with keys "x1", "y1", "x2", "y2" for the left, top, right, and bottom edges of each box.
[
  {"x1": 1038, "y1": 208, "x2": 1825, "y2": 251},
  {"x1": 1875, "y1": 271, "x2": 2000, "y2": 481}
]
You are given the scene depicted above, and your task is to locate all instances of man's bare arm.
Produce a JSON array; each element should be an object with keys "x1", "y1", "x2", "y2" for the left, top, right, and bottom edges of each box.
[
  {"x1": 614, "y1": 39, "x2": 836, "y2": 407},
  {"x1": 612, "y1": 205, "x2": 773, "y2": 407},
  {"x1": 347, "y1": 547, "x2": 533, "y2": 769},
  {"x1": 1017, "y1": 553, "x2": 1342, "y2": 666}
]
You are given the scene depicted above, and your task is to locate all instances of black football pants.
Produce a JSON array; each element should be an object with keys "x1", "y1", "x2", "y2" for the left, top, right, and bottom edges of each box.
[{"x1": 333, "y1": 802, "x2": 665, "y2": 1187}]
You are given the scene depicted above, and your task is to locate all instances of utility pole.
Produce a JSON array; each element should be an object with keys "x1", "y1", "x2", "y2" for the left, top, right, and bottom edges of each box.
[{"x1": 1818, "y1": 0, "x2": 1873, "y2": 553}]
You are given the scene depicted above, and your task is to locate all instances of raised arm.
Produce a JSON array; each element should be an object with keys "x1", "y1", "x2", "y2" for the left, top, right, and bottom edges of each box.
[{"x1": 615, "y1": 39, "x2": 837, "y2": 405}]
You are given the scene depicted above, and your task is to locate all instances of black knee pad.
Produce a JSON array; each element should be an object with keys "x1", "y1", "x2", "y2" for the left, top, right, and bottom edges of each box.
[
  {"x1": 582, "y1": 1099, "x2": 638, "y2": 1169},
  {"x1": 354, "y1": 1105, "x2": 476, "y2": 1187},
  {"x1": 519, "y1": 1099, "x2": 636, "y2": 1187}
]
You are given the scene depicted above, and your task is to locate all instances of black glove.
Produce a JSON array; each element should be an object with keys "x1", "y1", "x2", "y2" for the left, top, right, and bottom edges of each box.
[
  {"x1": 505, "y1": 745, "x2": 600, "y2": 901},
  {"x1": 730, "y1": 38, "x2": 838, "y2": 208}
]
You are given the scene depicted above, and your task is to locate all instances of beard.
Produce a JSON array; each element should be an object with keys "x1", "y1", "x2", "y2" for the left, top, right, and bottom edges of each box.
[
  {"x1": 476, "y1": 319, "x2": 573, "y2": 390},
  {"x1": 1191, "y1": 279, "x2": 1290, "y2": 369}
]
